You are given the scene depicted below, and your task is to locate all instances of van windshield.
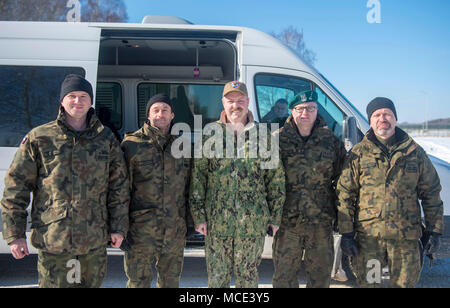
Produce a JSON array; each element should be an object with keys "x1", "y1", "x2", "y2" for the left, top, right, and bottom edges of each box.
[
  {"x1": 137, "y1": 83, "x2": 224, "y2": 129},
  {"x1": 319, "y1": 73, "x2": 368, "y2": 123}
]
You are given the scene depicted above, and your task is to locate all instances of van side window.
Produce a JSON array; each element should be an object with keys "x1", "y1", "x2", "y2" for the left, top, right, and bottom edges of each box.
[
  {"x1": 0, "y1": 65, "x2": 85, "y2": 147},
  {"x1": 313, "y1": 86, "x2": 345, "y2": 138},
  {"x1": 254, "y1": 73, "x2": 311, "y2": 126},
  {"x1": 95, "y1": 82, "x2": 123, "y2": 131},
  {"x1": 137, "y1": 83, "x2": 224, "y2": 128}
]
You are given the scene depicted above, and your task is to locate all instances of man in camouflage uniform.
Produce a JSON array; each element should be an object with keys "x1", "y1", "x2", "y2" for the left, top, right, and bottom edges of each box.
[
  {"x1": 272, "y1": 90, "x2": 346, "y2": 288},
  {"x1": 1, "y1": 74, "x2": 130, "y2": 288},
  {"x1": 190, "y1": 81, "x2": 286, "y2": 288},
  {"x1": 122, "y1": 93, "x2": 191, "y2": 288},
  {"x1": 337, "y1": 97, "x2": 444, "y2": 288}
]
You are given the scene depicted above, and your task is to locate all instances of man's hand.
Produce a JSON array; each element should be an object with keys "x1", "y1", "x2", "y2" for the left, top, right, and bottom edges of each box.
[
  {"x1": 195, "y1": 222, "x2": 207, "y2": 236},
  {"x1": 267, "y1": 224, "x2": 280, "y2": 237},
  {"x1": 10, "y1": 238, "x2": 29, "y2": 259},
  {"x1": 424, "y1": 232, "x2": 441, "y2": 255},
  {"x1": 110, "y1": 233, "x2": 124, "y2": 248}
]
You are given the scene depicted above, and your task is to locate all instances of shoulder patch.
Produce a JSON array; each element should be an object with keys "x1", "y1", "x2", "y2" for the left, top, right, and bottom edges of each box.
[{"x1": 21, "y1": 135, "x2": 28, "y2": 144}]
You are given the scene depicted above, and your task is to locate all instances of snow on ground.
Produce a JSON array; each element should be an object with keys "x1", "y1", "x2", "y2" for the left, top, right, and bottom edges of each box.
[
  {"x1": 409, "y1": 135, "x2": 450, "y2": 215},
  {"x1": 413, "y1": 136, "x2": 450, "y2": 164}
]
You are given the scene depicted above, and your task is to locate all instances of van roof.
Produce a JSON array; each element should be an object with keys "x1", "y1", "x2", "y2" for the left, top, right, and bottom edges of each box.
[{"x1": 0, "y1": 20, "x2": 317, "y2": 77}]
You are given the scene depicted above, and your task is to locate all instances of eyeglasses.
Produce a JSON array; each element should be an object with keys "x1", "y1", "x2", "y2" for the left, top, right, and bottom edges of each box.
[{"x1": 293, "y1": 106, "x2": 317, "y2": 113}]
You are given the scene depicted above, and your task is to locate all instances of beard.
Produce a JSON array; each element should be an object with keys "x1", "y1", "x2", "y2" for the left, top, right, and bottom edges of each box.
[{"x1": 375, "y1": 122, "x2": 395, "y2": 137}]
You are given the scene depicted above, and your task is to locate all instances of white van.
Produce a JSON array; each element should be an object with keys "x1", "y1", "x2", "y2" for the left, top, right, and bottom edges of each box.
[{"x1": 0, "y1": 17, "x2": 448, "y2": 256}]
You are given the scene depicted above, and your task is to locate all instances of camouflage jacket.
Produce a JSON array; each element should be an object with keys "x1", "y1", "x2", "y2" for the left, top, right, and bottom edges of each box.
[
  {"x1": 189, "y1": 111, "x2": 286, "y2": 238},
  {"x1": 337, "y1": 127, "x2": 444, "y2": 240},
  {"x1": 121, "y1": 122, "x2": 191, "y2": 246},
  {"x1": 1, "y1": 107, "x2": 130, "y2": 255},
  {"x1": 278, "y1": 115, "x2": 346, "y2": 225}
]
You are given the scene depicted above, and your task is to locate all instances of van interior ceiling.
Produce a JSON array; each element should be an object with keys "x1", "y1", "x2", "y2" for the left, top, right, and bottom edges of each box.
[{"x1": 98, "y1": 36, "x2": 236, "y2": 82}]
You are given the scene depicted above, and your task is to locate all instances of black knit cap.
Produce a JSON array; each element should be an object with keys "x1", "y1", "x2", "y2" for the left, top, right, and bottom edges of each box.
[
  {"x1": 60, "y1": 74, "x2": 94, "y2": 103},
  {"x1": 146, "y1": 93, "x2": 173, "y2": 116},
  {"x1": 366, "y1": 97, "x2": 397, "y2": 122}
]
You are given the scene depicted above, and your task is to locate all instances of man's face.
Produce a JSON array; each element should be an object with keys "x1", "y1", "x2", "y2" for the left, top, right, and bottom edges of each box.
[
  {"x1": 274, "y1": 102, "x2": 288, "y2": 117},
  {"x1": 370, "y1": 108, "x2": 397, "y2": 138},
  {"x1": 148, "y1": 102, "x2": 174, "y2": 131},
  {"x1": 61, "y1": 91, "x2": 92, "y2": 120},
  {"x1": 291, "y1": 102, "x2": 318, "y2": 127},
  {"x1": 222, "y1": 91, "x2": 249, "y2": 124}
]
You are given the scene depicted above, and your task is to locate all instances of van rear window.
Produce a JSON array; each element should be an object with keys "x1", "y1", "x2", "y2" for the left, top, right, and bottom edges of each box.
[
  {"x1": 0, "y1": 65, "x2": 85, "y2": 147},
  {"x1": 137, "y1": 83, "x2": 224, "y2": 128}
]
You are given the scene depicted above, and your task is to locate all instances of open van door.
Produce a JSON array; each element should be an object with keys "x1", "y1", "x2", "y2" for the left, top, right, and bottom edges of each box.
[{"x1": 0, "y1": 22, "x2": 101, "y2": 253}]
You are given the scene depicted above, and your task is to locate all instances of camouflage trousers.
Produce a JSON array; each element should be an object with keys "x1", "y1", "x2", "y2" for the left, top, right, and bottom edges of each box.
[
  {"x1": 37, "y1": 246, "x2": 107, "y2": 288},
  {"x1": 272, "y1": 222, "x2": 334, "y2": 288},
  {"x1": 355, "y1": 235, "x2": 421, "y2": 288},
  {"x1": 124, "y1": 235, "x2": 185, "y2": 288},
  {"x1": 205, "y1": 236, "x2": 265, "y2": 288}
]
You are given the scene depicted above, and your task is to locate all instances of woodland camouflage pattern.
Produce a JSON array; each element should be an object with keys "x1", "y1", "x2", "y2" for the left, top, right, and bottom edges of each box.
[
  {"x1": 337, "y1": 127, "x2": 444, "y2": 240},
  {"x1": 1, "y1": 107, "x2": 130, "y2": 255},
  {"x1": 272, "y1": 115, "x2": 345, "y2": 288},
  {"x1": 121, "y1": 122, "x2": 191, "y2": 248},
  {"x1": 189, "y1": 111, "x2": 286, "y2": 238},
  {"x1": 121, "y1": 122, "x2": 191, "y2": 288},
  {"x1": 38, "y1": 246, "x2": 107, "y2": 288},
  {"x1": 277, "y1": 115, "x2": 346, "y2": 224}
]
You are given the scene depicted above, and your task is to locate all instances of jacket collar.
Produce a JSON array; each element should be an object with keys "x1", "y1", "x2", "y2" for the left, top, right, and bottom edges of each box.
[
  {"x1": 281, "y1": 114, "x2": 329, "y2": 145},
  {"x1": 57, "y1": 106, "x2": 103, "y2": 139},
  {"x1": 363, "y1": 126, "x2": 417, "y2": 156},
  {"x1": 218, "y1": 110, "x2": 257, "y2": 135}
]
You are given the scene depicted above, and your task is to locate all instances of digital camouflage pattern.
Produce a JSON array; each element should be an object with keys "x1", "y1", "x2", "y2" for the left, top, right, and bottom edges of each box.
[
  {"x1": 189, "y1": 111, "x2": 286, "y2": 238},
  {"x1": 1, "y1": 107, "x2": 130, "y2": 255},
  {"x1": 337, "y1": 127, "x2": 444, "y2": 240},
  {"x1": 121, "y1": 122, "x2": 191, "y2": 288},
  {"x1": 272, "y1": 115, "x2": 345, "y2": 288},
  {"x1": 205, "y1": 235, "x2": 265, "y2": 288},
  {"x1": 38, "y1": 245, "x2": 107, "y2": 288}
]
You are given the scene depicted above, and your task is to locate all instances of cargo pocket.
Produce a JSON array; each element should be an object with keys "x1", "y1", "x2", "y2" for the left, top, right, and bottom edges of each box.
[{"x1": 32, "y1": 204, "x2": 69, "y2": 252}]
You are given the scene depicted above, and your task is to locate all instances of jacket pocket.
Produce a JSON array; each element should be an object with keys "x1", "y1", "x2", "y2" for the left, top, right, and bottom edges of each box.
[
  {"x1": 357, "y1": 206, "x2": 382, "y2": 222},
  {"x1": 37, "y1": 205, "x2": 68, "y2": 227}
]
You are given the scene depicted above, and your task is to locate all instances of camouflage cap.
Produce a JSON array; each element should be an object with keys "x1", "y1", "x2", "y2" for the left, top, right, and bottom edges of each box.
[
  {"x1": 223, "y1": 81, "x2": 248, "y2": 97},
  {"x1": 289, "y1": 90, "x2": 318, "y2": 109}
]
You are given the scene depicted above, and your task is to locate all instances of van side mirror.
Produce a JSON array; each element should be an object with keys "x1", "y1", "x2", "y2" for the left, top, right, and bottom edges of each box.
[{"x1": 342, "y1": 116, "x2": 359, "y2": 151}]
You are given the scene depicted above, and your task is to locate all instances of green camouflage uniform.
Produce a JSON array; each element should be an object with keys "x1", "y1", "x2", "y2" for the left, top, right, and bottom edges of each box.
[
  {"x1": 190, "y1": 111, "x2": 286, "y2": 288},
  {"x1": 272, "y1": 115, "x2": 346, "y2": 288},
  {"x1": 337, "y1": 127, "x2": 444, "y2": 288},
  {"x1": 121, "y1": 122, "x2": 191, "y2": 288},
  {"x1": 1, "y1": 107, "x2": 130, "y2": 288}
]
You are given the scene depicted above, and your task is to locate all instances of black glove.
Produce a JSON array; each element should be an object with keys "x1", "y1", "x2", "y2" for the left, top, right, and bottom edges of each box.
[
  {"x1": 341, "y1": 232, "x2": 358, "y2": 257},
  {"x1": 424, "y1": 232, "x2": 441, "y2": 255}
]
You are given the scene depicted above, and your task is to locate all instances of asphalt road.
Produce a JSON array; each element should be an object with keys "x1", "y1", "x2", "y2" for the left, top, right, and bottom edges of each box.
[{"x1": 0, "y1": 249, "x2": 449, "y2": 288}]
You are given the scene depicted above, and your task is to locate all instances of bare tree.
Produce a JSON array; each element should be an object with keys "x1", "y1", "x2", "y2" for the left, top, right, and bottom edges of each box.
[
  {"x1": 271, "y1": 26, "x2": 317, "y2": 66},
  {"x1": 0, "y1": 0, "x2": 128, "y2": 22}
]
